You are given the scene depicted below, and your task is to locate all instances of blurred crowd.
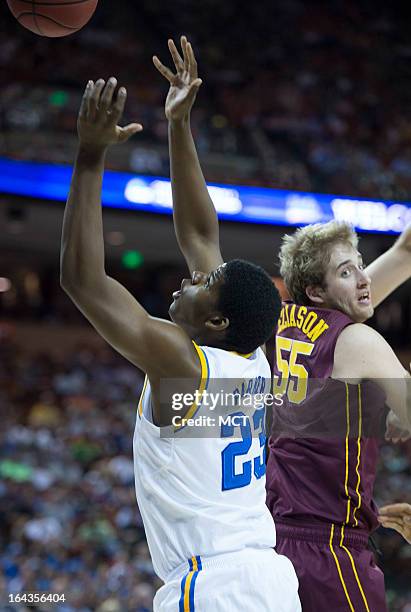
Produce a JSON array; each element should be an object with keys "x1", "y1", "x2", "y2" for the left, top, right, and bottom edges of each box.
[
  {"x1": 0, "y1": 320, "x2": 410, "y2": 610},
  {"x1": 1, "y1": 260, "x2": 411, "y2": 351},
  {"x1": 1, "y1": 1, "x2": 411, "y2": 199},
  {"x1": 0, "y1": 263, "x2": 183, "y2": 325},
  {"x1": 0, "y1": 331, "x2": 158, "y2": 611}
]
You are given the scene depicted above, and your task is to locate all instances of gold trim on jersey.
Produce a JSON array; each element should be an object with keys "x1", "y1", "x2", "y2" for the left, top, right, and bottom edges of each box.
[
  {"x1": 333, "y1": 385, "x2": 370, "y2": 611},
  {"x1": 343, "y1": 383, "x2": 363, "y2": 526},
  {"x1": 352, "y1": 384, "x2": 363, "y2": 527},
  {"x1": 344, "y1": 383, "x2": 352, "y2": 524},
  {"x1": 180, "y1": 555, "x2": 202, "y2": 611},
  {"x1": 330, "y1": 523, "x2": 372, "y2": 612},
  {"x1": 340, "y1": 525, "x2": 371, "y2": 612},
  {"x1": 173, "y1": 342, "x2": 210, "y2": 431},
  {"x1": 230, "y1": 350, "x2": 255, "y2": 359},
  {"x1": 138, "y1": 375, "x2": 149, "y2": 418},
  {"x1": 329, "y1": 524, "x2": 355, "y2": 612}
]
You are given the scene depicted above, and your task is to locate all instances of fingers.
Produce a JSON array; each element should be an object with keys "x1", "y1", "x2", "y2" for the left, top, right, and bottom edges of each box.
[
  {"x1": 190, "y1": 78, "x2": 202, "y2": 90},
  {"x1": 191, "y1": 271, "x2": 205, "y2": 284},
  {"x1": 379, "y1": 503, "x2": 411, "y2": 517},
  {"x1": 111, "y1": 87, "x2": 143, "y2": 141},
  {"x1": 79, "y1": 79, "x2": 141, "y2": 142},
  {"x1": 186, "y1": 41, "x2": 198, "y2": 80},
  {"x1": 181, "y1": 35, "x2": 189, "y2": 71},
  {"x1": 168, "y1": 38, "x2": 184, "y2": 72},
  {"x1": 379, "y1": 518, "x2": 404, "y2": 532},
  {"x1": 153, "y1": 36, "x2": 199, "y2": 89},
  {"x1": 186, "y1": 78, "x2": 202, "y2": 106},
  {"x1": 84, "y1": 78, "x2": 131, "y2": 125},
  {"x1": 118, "y1": 123, "x2": 143, "y2": 143},
  {"x1": 100, "y1": 77, "x2": 117, "y2": 113},
  {"x1": 385, "y1": 422, "x2": 410, "y2": 443},
  {"x1": 111, "y1": 86, "x2": 127, "y2": 124},
  {"x1": 79, "y1": 80, "x2": 93, "y2": 120},
  {"x1": 89, "y1": 79, "x2": 105, "y2": 121},
  {"x1": 379, "y1": 504, "x2": 411, "y2": 544},
  {"x1": 153, "y1": 55, "x2": 177, "y2": 84}
]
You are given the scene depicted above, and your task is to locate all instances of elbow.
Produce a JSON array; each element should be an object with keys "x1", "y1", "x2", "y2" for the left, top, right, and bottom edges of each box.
[
  {"x1": 60, "y1": 260, "x2": 81, "y2": 297},
  {"x1": 60, "y1": 248, "x2": 75, "y2": 294},
  {"x1": 60, "y1": 274, "x2": 90, "y2": 309},
  {"x1": 60, "y1": 249, "x2": 106, "y2": 298},
  {"x1": 60, "y1": 270, "x2": 76, "y2": 297},
  {"x1": 60, "y1": 266, "x2": 106, "y2": 302},
  {"x1": 60, "y1": 257, "x2": 88, "y2": 297},
  {"x1": 60, "y1": 261, "x2": 70, "y2": 292},
  {"x1": 60, "y1": 274, "x2": 69, "y2": 292}
]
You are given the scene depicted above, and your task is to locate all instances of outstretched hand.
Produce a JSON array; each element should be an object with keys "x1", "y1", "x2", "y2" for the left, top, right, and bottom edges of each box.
[
  {"x1": 153, "y1": 36, "x2": 202, "y2": 122},
  {"x1": 379, "y1": 503, "x2": 411, "y2": 544},
  {"x1": 78, "y1": 78, "x2": 142, "y2": 151}
]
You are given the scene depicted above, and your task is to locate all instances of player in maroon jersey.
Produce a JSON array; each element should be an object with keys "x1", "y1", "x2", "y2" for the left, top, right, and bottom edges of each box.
[
  {"x1": 267, "y1": 222, "x2": 410, "y2": 611},
  {"x1": 154, "y1": 36, "x2": 411, "y2": 612}
]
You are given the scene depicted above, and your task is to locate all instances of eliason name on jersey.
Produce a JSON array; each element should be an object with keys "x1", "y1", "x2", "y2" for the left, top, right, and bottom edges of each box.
[{"x1": 277, "y1": 304, "x2": 329, "y2": 342}]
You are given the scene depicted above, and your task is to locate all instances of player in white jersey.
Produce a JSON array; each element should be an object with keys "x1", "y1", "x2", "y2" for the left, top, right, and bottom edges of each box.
[
  {"x1": 135, "y1": 346, "x2": 298, "y2": 611},
  {"x1": 60, "y1": 78, "x2": 301, "y2": 610}
]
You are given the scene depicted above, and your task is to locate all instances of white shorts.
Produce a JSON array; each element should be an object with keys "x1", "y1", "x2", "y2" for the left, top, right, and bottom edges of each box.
[{"x1": 153, "y1": 548, "x2": 301, "y2": 612}]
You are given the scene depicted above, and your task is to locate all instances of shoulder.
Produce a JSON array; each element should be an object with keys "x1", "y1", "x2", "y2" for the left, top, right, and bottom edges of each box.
[
  {"x1": 142, "y1": 317, "x2": 201, "y2": 378},
  {"x1": 335, "y1": 322, "x2": 380, "y2": 346},
  {"x1": 335, "y1": 323, "x2": 395, "y2": 354},
  {"x1": 333, "y1": 323, "x2": 404, "y2": 379},
  {"x1": 198, "y1": 345, "x2": 270, "y2": 377}
]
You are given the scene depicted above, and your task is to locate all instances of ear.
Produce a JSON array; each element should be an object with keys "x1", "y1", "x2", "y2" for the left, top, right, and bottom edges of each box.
[
  {"x1": 305, "y1": 285, "x2": 326, "y2": 305},
  {"x1": 205, "y1": 316, "x2": 229, "y2": 332}
]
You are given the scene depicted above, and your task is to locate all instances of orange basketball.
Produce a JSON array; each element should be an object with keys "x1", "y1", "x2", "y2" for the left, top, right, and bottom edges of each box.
[{"x1": 6, "y1": 0, "x2": 99, "y2": 38}]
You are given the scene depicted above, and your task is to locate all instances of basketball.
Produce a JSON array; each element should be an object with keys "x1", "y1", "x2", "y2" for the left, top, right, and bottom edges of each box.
[{"x1": 6, "y1": 0, "x2": 98, "y2": 38}]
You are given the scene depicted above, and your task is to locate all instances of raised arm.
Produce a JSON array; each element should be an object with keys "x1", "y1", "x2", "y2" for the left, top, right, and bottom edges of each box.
[
  {"x1": 366, "y1": 224, "x2": 411, "y2": 308},
  {"x1": 153, "y1": 37, "x2": 223, "y2": 274},
  {"x1": 60, "y1": 79, "x2": 200, "y2": 407}
]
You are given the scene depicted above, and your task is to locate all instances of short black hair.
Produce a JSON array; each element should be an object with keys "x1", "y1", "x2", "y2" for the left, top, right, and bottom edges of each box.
[{"x1": 217, "y1": 259, "x2": 281, "y2": 353}]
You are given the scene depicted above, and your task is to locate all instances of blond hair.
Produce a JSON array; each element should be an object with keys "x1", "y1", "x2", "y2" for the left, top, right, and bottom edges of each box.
[{"x1": 279, "y1": 221, "x2": 358, "y2": 305}]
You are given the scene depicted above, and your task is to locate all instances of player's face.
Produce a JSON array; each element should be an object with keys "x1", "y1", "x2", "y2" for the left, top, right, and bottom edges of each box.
[
  {"x1": 319, "y1": 243, "x2": 373, "y2": 322},
  {"x1": 169, "y1": 265, "x2": 227, "y2": 339}
]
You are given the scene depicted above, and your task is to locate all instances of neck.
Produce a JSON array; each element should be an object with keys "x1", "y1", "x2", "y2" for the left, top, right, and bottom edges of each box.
[{"x1": 193, "y1": 333, "x2": 228, "y2": 350}]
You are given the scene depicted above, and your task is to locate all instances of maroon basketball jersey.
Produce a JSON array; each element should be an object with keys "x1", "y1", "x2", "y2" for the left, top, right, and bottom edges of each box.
[{"x1": 266, "y1": 303, "x2": 388, "y2": 533}]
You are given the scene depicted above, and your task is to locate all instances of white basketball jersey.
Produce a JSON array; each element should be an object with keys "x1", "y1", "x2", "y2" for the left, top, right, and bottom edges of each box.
[{"x1": 133, "y1": 343, "x2": 276, "y2": 582}]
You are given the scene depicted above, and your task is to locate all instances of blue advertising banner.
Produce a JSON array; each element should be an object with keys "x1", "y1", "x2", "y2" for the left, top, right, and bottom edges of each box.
[{"x1": 1, "y1": 157, "x2": 410, "y2": 234}]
